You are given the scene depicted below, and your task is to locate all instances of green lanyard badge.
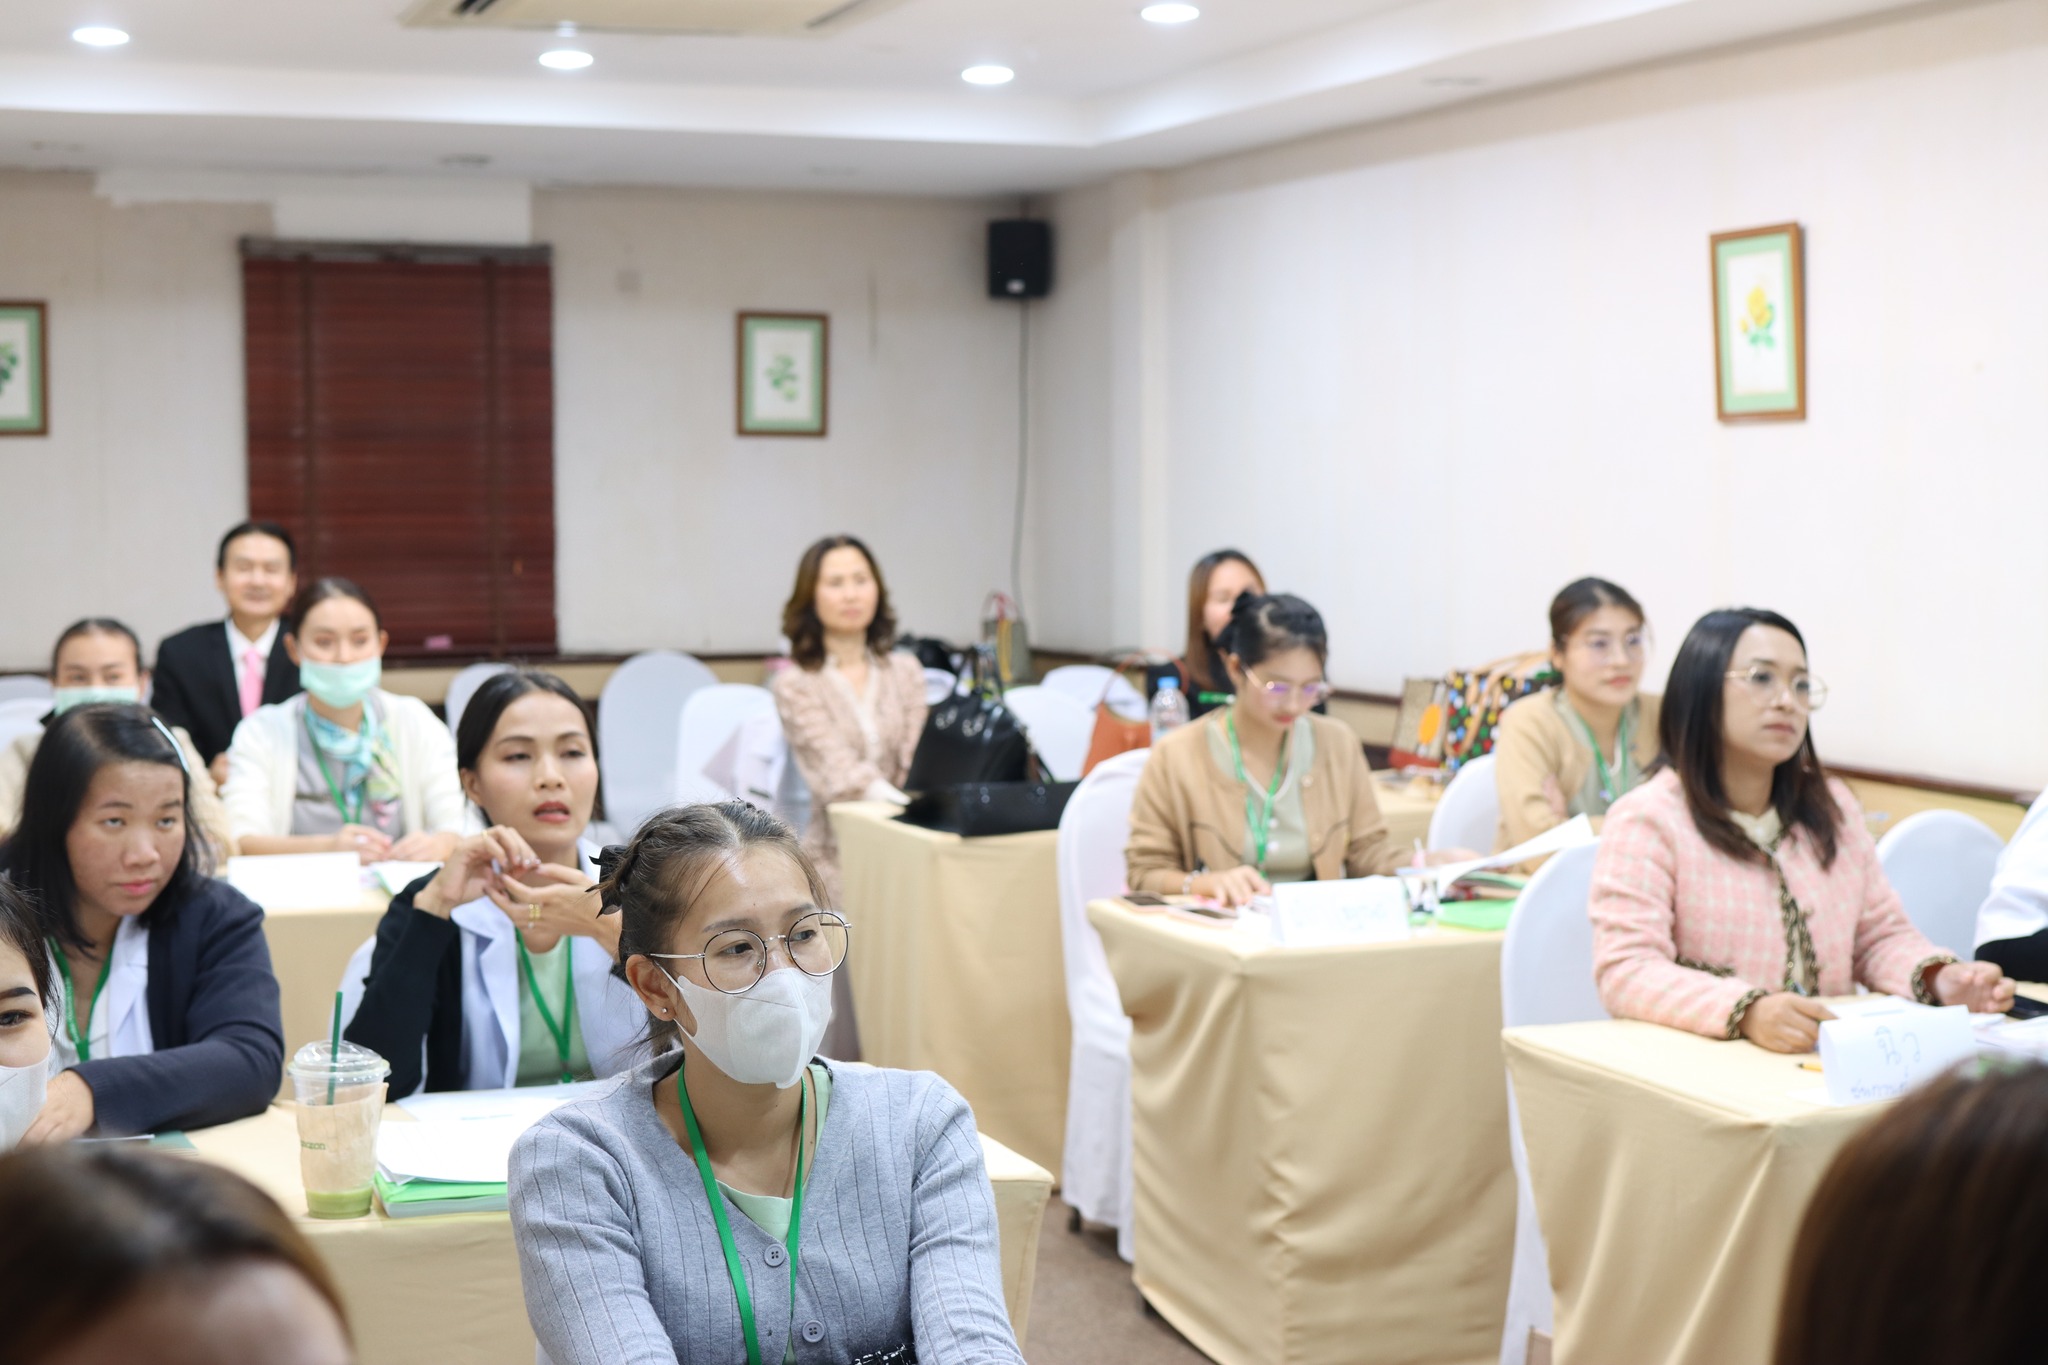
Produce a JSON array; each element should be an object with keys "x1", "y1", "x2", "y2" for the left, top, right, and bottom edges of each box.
[
  {"x1": 515, "y1": 936, "x2": 579, "y2": 1085},
  {"x1": 1226, "y1": 711, "x2": 1287, "y2": 873},
  {"x1": 679, "y1": 1064, "x2": 810, "y2": 1365},
  {"x1": 305, "y1": 707, "x2": 366, "y2": 827},
  {"x1": 1566, "y1": 705, "x2": 1634, "y2": 804},
  {"x1": 49, "y1": 936, "x2": 115, "y2": 1063}
]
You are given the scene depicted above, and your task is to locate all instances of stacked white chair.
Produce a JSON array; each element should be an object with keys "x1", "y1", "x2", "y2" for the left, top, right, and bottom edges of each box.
[
  {"x1": 1875, "y1": 809, "x2": 2006, "y2": 958},
  {"x1": 0, "y1": 676, "x2": 51, "y2": 705},
  {"x1": 598, "y1": 651, "x2": 720, "y2": 834},
  {"x1": 1497, "y1": 840, "x2": 1607, "y2": 1365},
  {"x1": 1041, "y1": 664, "x2": 1147, "y2": 721},
  {"x1": 1001, "y1": 685, "x2": 1095, "y2": 783},
  {"x1": 673, "y1": 684, "x2": 779, "y2": 806},
  {"x1": 1430, "y1": 752, "x2": 1500, "y2": 852},
  {"x1": 444, "y1": 661, "x2": 514, "y2": 738},
  {"x1": 1054, "y1": 746, "x2": 1150, "y2": 1263}
]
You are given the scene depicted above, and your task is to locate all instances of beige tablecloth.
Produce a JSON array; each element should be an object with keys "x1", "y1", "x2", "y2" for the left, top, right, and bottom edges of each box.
[
  {"x1": 1502, "y1": 1017, "x2": 1878, "y2": 1365},
  {"x1": 261, "y1": 893, "x2": 390, "y2": 1092},
  {"x1": 187, "y1": 1105, "x2": 1052, "y2": 1364},
  {"x1": 831, "y1": 802, "x2": 1070, "y2": 1174},
  {"x1": 1090, "y1": 897, "x2": 1513, "y2": 1365}
]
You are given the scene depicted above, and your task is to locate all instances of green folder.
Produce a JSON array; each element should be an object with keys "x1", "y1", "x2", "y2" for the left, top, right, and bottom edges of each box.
[
  {"x1": 373, "y1": 1172, "x2": 508, "y2": 1218},
  {"x1": 1436, "y1": 898, "x2": 1517, "y2": 933}
]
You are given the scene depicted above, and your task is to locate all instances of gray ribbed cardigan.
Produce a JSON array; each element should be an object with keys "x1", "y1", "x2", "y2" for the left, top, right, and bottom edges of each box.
[{"x1": 509, "y1": 1053, "x2": 1025, "y2": 1365}]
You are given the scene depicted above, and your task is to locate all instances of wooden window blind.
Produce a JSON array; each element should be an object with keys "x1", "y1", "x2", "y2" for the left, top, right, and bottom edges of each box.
[{"x1": 242, "y1": 239, "x2": 558, "y2": 660}]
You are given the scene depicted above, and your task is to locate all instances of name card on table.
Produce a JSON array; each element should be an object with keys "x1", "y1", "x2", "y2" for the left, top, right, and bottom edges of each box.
[
  {"x1": 1269, "y1": 877, "x2": 1413, "y2": 947},
  {"x1": 1816, "y1": 1005, "x2": 1975, "y2": 1105},
  {"x1": 225, "y1": 852, "x2": 363, "y2": 911}
]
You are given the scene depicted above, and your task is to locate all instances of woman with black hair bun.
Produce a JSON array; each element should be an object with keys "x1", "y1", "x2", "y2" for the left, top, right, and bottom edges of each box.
[
  {"x1": 1124, "y1": 591, "x2": 1471, "y2": 907},
  {"x1": 0, "y1": 704, "x2": 283, "y2": 1139},
  {"x1": 344, "y1": 668, "x2": 644, "y2": 1097},
  {"x1": 1491, "y1": 577, "x2": 1661, "y2": 853},
  {"x1": 1589, "y1": 607, "x2": 2012, "y2": 1051}
]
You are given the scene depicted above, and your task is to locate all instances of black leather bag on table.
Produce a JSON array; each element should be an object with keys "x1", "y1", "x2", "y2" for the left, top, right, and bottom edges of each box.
[{"x1": 900, "y1": 647, "x2": 1075, "y2": 836}]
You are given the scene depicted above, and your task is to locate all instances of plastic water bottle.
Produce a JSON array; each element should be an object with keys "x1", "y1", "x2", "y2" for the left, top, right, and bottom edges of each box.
[{"x1": 1150, "y1": 675, "x2": 1190, "y2": 741}]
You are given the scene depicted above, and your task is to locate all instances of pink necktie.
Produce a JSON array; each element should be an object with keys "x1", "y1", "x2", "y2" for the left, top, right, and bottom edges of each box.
[{"x1": 239, "y1": 646, "x2": 265, "y2": 718}]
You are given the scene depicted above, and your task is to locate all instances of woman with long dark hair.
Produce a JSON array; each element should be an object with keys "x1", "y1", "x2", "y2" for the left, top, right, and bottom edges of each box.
[
  {"x1": 1161, "y1": 549, "x2": 1266, "y2": 719},
  {"x1": 1588, "y1": 608, "x2": 2011, "y2": 1050},
  {"x1": 0, "y1": 704, "x2": 283, "y2": 1138},
  {"x1": 1491, "y1": 578, "x2": 1660, "y2": 852}
]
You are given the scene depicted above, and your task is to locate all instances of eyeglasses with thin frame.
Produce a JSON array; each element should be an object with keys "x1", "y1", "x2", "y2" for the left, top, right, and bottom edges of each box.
[
  {"x1": 1570, "y1": 630, "x2": 1647, "y2": 663},
  {"x1": 1243, "y1": 666, "x2": 1331, "y2": 708},
  {"x1": 647, "y1": 910, "x2": 851, "y2": 995},
  {"x1": 1725, "y1": 665, "x2": 1828, "y2": 712}
]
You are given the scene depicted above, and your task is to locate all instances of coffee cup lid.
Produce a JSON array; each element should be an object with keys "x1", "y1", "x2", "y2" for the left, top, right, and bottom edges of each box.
[{"x1": 290, "y1": 1039, "x2": 390, "y2": 1078}]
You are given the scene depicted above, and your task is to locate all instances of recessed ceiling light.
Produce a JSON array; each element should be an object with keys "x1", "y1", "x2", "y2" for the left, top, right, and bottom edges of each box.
[
  {"x1": 961, "y1": 65, "x2": 1014, "y2": 86},
  {"x1": 1140, "y1": 3, "x2": 1199, "y2": 23},
  {"x1": 539, "y1": 48, "x2": 593, "y2": 70},
  {"x1": 71, "y1": 25, "x2": 130, "y2": 47}
]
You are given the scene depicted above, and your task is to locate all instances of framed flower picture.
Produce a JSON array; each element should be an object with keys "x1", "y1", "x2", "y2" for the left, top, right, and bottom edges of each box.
[
  {"x1": 0, "y1": 302, "x2": 49, "y2": 437},
  {"x1": 1710, "y1": 224, "x2": 1805, "y2": 422},
  {"x1": 736, "y1": 312, "x2": 828, "y2": 437}
]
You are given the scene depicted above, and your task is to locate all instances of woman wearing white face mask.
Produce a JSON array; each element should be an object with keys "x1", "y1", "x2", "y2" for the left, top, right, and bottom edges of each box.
[
  {"x1": 223, "y1": 578, "x2": 463, "y2": 865},
  {"x1": 0, "y1": 883, "x2": 56, "y2": 1153},
  {"x1": 0, "y1": 619, "x2": 231, "y2": 856},
  {"x1": 509, "y1": 801, "x2": 1024, "y2": 1365}
]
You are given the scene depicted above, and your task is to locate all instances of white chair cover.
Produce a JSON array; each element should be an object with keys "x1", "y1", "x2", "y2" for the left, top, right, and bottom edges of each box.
[
  {"x1": 1001, "y1": 685, "x2": 1095, "y2": 783},
  {"x1": 1876, "y1": 809, "x2": 2005, "y2": 958},
  {"x1": 726, "y1": 708, "x2": 812, "y2": 836},
  {"x1": 673, "y1": 684, "x2": 778, "y2": 807},
  {"x1": 1498, "y1": 841, "x2": 1606, "y2": 1365},
  {"x1": 1430, "y1": 752, "x2": 1500, "y2": 853},
  {"x1": 444, "y1": 661, "x2": 514, "y2": 739},
  {"x1": 0, "y1": 697, "x2": 47, "y2": 754},
  {"x1": 1041, "y1": 664, "x2": 1147, "y2": 722},
  {"x1": 1055, "y1": 746, "x2": 1150, "y2": 1263},
  {"x1": 0, "y1": 676, "x2": 52, "y2": 705},
  {"x1": 598, "y1": 651, "x2": 720, "y2": 834}
]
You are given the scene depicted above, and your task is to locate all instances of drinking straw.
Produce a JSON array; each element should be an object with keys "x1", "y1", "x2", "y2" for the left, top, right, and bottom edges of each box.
[{"x1": 327, "y1": 990, "x2": 343, "y2": 1104}]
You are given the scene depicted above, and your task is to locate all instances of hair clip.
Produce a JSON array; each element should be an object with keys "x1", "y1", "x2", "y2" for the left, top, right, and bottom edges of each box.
[{"x1": 148, "y1": 715, "x2": 191, "y2": 777}]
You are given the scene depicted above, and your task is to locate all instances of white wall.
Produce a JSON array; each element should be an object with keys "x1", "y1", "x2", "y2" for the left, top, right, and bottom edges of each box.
[
  {"x1": 540, "y1": 185, "x2": 1024, "y2": 656},
  {"x1": 1031, "y1": 0, "x2": 2048, "y2": 787},
  {"x1": 0, "y1": 171, "x2": 267, "y2": 671},
  {"x1": 0, "y1": 173, "x2": 1027, "y2": 667}
]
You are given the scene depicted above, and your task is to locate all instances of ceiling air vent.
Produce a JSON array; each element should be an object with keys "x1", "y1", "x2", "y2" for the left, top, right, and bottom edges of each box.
[{"x1": 402, "y1": 0, "x2": 912, "y2": 38}]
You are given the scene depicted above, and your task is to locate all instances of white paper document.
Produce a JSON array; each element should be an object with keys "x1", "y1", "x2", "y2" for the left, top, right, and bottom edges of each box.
[
  {"x1": 1396, "y1": 814, "x2": 1598, "y2": 896},
  {"x1": 1269, "y1": 877, "x2": 1414, "y2": 946},
  {"x1": 1816, "y1": 1004, "x2": 1974, "y2": 1106},
  {"x1": 395, "y1": 1081, "x2": 607, "y2": 1126},
  {"x1": 225, "y1": 852, "x2": 363, "y2": 910},
  {"x1": 381, "y1": 1082, "x2": 609, "y2": 1185},
  {"x1": 370, "y1": 860, "x2": 442, "y2": 896}
]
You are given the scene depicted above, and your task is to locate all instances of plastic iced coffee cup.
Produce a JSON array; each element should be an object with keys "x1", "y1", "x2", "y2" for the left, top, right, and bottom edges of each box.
[{"x1": 288, "y1": 1039, "x2": 390, "y2": 1219}]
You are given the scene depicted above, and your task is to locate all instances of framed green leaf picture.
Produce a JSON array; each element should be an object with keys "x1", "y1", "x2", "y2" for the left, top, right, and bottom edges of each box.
[
  {"x1": 0, "y1": 302, "x2": 49, "y2": 437},
  {"x1": 736, "y1": 312, "x2": 828, "y2": 437},
  {"x1": 1711, "y1": 224, "x2": 1805, "y2": 422}
]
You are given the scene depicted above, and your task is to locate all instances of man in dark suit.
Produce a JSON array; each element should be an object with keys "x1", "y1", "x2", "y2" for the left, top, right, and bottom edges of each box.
[{"x1": 153, "y1": 521, "x2": 301, "y2": 786}]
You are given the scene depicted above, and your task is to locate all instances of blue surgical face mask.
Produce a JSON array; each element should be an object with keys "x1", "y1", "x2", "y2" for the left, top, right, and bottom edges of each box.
[
  {"x1": 299, "y1": 657, "x2": 382, "y2": 709},
  {"x1": 51, "y1": 686, "x2": 141, "y2": 714}
]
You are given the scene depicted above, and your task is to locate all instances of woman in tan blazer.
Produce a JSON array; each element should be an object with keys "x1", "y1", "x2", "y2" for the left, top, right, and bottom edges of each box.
[
  {"x1": 1126, "y1": 592, "x2": 1464, "y2": 907},
  {"x1": 770, "y1": 535, "x2": 928, "y2": 900},
  {"x1": 1492, "y1": 577, "x2": 1661, "y2": 855}
]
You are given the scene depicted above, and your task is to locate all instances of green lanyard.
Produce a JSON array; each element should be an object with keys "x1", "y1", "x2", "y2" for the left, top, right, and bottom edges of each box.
[
  {"x1": 514, "y1": 936, "x2": 578, "y2": 1085},
  {"x1": 1225, "y1": 711, "x2": 1288, "y2": 873},
  {"x1": 49, "y1": 936, "x2": 114, "y2": 1063},
  {"x1": 1566, "y1": 705, "x2": 1634, "y2": 804},
  {"x1": 678, "y1": 1064, "x2": 810, "y2": 1365},
  {"x1": 304, "y1": 707, "x2": 365, "y2": 826}
]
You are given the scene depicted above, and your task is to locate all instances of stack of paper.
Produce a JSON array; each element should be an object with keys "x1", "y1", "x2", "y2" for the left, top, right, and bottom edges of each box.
[
  {"x1": 375, "y1": 1082, "x2": 607, "y2": 1218},
  {"x1": 225, "y1": 852, "x2": 363, "y2": 910}
]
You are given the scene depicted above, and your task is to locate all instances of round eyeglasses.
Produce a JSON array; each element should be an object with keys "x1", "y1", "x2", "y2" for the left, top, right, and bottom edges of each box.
[
  {"x1": 1725, "y1": 666, "x2": 1828, "y2": 712},
  {"x1": 648, "y1": 911, "x2": 851, "y2": 995},
  {"x1": 1242, "y1": 666, "x2": 1332, "y2": 708}
]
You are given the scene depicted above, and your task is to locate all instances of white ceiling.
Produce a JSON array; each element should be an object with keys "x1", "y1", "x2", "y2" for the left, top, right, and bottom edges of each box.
[{"x1": 0, "y1": 0, "x2": 1939, "y2": 197}]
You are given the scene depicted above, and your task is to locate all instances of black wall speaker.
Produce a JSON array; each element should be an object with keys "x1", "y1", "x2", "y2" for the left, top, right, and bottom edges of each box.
[{"x1": 988, "y1": 219, "x2": 1052, "y2": 299}]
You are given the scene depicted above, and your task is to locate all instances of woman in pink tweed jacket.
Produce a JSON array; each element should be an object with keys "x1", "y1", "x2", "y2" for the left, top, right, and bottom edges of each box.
[{"x1": 1590, "y1": 608, "x2": 2012, "y2": 1051}]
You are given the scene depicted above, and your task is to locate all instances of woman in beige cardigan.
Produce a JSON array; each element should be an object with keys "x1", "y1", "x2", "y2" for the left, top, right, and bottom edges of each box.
[
  {"x1": 1126, "y1": 592, "x2": 1469, "y2": 906},
  {"x1": 769, "y1": 535, "x2": 927, "y2": 900},
  {"x1": 1493, "y1": 577, "x2": 1660, "y2": 855}
]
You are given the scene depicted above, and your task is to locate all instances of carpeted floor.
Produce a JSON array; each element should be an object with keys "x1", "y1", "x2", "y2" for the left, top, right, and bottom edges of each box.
[{"x1": 1023, "y1": 1208, "x2": 1212, "y2": 1365}]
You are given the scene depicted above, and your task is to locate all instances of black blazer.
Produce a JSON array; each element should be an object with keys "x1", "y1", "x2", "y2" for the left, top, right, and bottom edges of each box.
[
  {"x1": 344, "y1": 874, "x2": 470, "y2": 1099},
  {"x1": 152, "y1": 619, "x2": 300, "y2": 764},
  {"x1": 72, "y1": 878, "x2": 286, "y2": 1136}
]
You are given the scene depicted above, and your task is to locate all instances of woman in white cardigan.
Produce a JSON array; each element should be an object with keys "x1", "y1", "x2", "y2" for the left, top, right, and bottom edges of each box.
[{"x1": 223, "y1": 578, "x2": 462, "y2": 864}]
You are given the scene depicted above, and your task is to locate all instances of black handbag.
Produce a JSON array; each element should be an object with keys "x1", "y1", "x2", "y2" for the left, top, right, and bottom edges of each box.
[
  {"x1": 899, "y1": 780, "x2": 1079, "y2": 837},
  {"x1": 903, "y1": 647, "x2": 1030, "y2": 792}
]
